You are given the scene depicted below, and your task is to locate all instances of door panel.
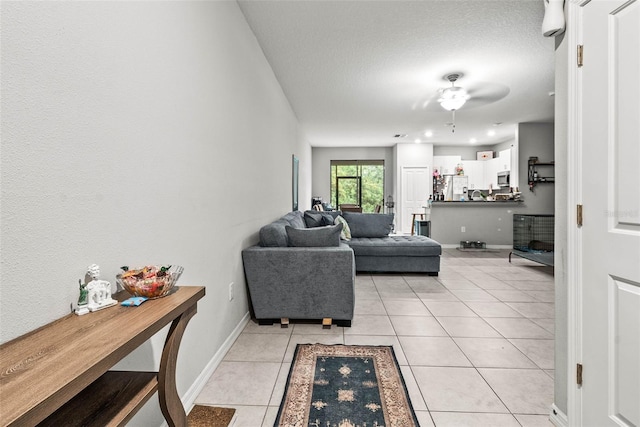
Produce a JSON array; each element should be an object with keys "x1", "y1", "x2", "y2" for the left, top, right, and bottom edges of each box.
[
  {"x1": 581, "y1": 1, "x2": 640, "y2": 425},
  {"x1": 401, "y1": 167, "x2": 429, "y2": 234}
]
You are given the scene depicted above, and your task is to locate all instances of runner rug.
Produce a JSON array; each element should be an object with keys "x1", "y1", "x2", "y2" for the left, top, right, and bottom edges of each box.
[{"x1": 275, "y1": 344, "x2": 419, "y2": 427}]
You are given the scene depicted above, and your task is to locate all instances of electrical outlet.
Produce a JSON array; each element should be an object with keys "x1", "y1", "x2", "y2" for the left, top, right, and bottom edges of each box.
[
  {"x1": 228, "y1": 282, "x2": 234, "y2": 301},
  {"x1": 461, "y1": 226, "x2": 466, "y2": 232}
]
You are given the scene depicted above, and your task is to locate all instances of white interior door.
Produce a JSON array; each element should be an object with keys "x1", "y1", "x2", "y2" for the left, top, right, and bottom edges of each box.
[
  {"x1": 401, "y1": 167, "x2": 429, "y2": 234},
  {"x1": 580, "y1": 1, "x2": 640, "y2": 425}
]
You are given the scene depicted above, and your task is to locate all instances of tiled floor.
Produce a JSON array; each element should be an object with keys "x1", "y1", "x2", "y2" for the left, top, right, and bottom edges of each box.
[{"x1": 196, "y1": 249, "x2": 555, "y2": 426}]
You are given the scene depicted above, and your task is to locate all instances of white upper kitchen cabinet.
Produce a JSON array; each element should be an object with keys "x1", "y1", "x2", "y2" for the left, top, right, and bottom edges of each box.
[
  {"x1": 433, "y1": 155, "x2": 461, "y2": 175},
  {"x1": 463, "y1": 160, "x2": 484, "y2": 189}
]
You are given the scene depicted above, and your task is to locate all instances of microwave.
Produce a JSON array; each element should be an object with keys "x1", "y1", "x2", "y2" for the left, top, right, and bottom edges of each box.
[{"x1": 497, "y1": 171, "x2": 510, "y2": 187}]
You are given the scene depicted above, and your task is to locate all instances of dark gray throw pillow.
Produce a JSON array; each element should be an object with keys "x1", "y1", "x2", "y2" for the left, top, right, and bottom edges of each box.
[
  {"x1": 286, "y1": 223, "x2": 343, "y2": 247},
  {"x1": 342, "y1": 212, "x2": 394, "y2": 238},
  {"x1": 304, "y1": 211, "x2": 335, "y2": 228}
]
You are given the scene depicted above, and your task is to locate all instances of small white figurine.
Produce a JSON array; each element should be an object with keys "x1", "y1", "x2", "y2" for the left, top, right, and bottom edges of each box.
[{"x1": 84, "y1": 264, "x2": 117, "y2": 313}]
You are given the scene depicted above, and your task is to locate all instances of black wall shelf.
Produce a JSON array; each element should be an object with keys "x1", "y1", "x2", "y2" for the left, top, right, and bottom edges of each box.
[{"x1": 528, "y1": 157, "x2": 554, "y2": 191}]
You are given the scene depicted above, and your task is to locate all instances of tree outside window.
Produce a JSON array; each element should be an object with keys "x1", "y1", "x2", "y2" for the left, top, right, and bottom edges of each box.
[{"x1": 330, "y1": 160, "x2": 384, "y2": 213}]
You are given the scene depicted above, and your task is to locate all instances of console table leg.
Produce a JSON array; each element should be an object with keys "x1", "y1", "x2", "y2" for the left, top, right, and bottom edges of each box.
[{"x1": 158, "y1": 304, "x2": 197, "y2": 427}]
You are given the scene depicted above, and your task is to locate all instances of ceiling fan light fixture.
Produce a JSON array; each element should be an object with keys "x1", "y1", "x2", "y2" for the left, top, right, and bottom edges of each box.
[{"x1": 438, "y1": 86, "x2": 469, "y2": 111}]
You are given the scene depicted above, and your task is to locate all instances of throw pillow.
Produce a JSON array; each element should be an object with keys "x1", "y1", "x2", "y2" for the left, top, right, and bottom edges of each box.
[
  {"x1": 304, "y1": 211, "x2": 335, "y2": 228},
  {"x1": 285, "y1": 223, "x2": 343, "y2": 247},
  {"x1": 342, "y1": 212, "x2": 394, "y2": 238},
  {"x1": 334, "y1": 215, "x2": 352, "y2": 241}
]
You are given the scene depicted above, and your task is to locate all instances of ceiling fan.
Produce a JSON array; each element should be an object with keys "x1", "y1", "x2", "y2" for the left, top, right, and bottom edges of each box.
[
  {"x1": 438, "y1": 73, "x2": 468, "y2": 133},
  {"x1": 423, "y1": 72, "x2": 511, "y2": 133}
]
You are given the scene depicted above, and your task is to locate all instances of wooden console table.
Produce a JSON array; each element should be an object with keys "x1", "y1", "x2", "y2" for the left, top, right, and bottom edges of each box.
[{"x1": 0, "y1": 286, "x2": 205, "y2": 427}]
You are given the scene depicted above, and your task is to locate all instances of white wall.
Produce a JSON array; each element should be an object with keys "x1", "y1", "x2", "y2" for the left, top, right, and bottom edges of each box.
[
  {"x1": 0, "y1": 2, "x2": 309, "y2": 425},
  {"x1": 518, "y1": 122, "x2": 555, "y2": 214},
  {"x1": 311, "y1": 147, "x2": 394, "y2": 208}
]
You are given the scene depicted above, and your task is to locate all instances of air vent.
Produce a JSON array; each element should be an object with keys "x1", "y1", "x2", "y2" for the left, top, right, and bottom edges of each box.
[{"x1": 394, "y1": 134, "x2": 408, "y2": 138}]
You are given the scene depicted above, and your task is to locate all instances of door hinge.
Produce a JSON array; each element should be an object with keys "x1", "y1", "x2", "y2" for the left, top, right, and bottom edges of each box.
[
  {"x1": 577, "y1": 363, "x2": 583, "y2": 386},
  {"x1": 577, "y1": 204, "x2": 583, "y2": 227},
  {"x1": 577, "y1": 45, "x2": 584, "y2": 67}
]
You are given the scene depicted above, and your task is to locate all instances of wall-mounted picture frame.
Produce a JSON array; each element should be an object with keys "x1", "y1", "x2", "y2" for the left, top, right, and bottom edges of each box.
[{"x1": 292, "y1": 155, "x2": 299, "y2": 211}]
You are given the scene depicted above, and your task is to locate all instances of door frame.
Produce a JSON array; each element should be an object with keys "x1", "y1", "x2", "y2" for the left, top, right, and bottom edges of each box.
[{"x1": 566, "y1": 0, "x2": 590, "y2": 425}]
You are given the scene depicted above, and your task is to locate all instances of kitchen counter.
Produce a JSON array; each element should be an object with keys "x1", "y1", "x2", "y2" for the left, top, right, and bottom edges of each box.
[
  {"x1": 432, "y1": 200, "x2": 523, "y2": 206},
  {"x1": 429, "y1": 200, "x2": 527, "y2": 246}
]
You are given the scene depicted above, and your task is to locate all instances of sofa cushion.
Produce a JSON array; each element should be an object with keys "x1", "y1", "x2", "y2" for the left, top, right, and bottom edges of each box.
[
  {"x1": 347, "y1": 235, "x2": 442, "y2": 257},
  {"x1": 304, "y1": 211, "x2": 336, "y2": 228},
  {"x1": 286, "y1": 223, "x2": 343, "y2": 247},
  {"x1": 342, "y1": 212, "x2": 394, "y2": 238},
  {"x1": 283, "y1": 211, "x2": 306, "y2": 229},
  {"x1": 259, "y1": 211, "x2": 307, "y2": 247},
  {"x1": 334, "y1": 215, "x2": 352, "y2": 241},
  {"x1": 259, "y1": 220, "x2": 289, "y2": 247}
]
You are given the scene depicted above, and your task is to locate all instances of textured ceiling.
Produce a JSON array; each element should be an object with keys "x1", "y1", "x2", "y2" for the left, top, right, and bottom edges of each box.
[{"x1": 238, "y1": 0, "x2": 555, "y2": 147}]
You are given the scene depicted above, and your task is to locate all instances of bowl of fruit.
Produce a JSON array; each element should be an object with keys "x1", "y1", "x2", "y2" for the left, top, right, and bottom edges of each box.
[{"x1": 116, "y1": 265, "x2": 183, "y2": 299}]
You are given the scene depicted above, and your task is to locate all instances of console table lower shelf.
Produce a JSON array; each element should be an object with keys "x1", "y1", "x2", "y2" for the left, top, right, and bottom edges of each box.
[{"x1": 0, "y1": 286, "x2": 205, "y2": 427}]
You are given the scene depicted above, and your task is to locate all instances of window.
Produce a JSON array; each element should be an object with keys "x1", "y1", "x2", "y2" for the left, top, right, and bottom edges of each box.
[{"x1": 330, "y1": 160, "x2": 384, "y2": 213}]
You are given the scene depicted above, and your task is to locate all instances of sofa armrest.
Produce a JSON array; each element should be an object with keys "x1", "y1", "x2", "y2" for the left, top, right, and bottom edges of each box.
[{"x1": 241, "y1": 244, "x2": 355, "y2": 321}]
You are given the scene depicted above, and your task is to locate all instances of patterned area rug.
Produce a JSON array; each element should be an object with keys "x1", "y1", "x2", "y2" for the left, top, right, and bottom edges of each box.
[{"x1": 275, "y1": 344, "x2": 418, "y2": 427}]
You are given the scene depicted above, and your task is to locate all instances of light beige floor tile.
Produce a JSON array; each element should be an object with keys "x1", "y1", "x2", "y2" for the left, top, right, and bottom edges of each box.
[
  {"x1": 465, "y1": 302, "x2": 523, "y2": 318},
  {"x1": 399, "y1": 364, "x2": 428, "y2": 411},
  {"x1": 417, "y1": 290, "x2": 460, "y2": 302},
  {"x1": 355, "y1": 289, "x2": 383, "y2": 300},
  {"x1": 509, "y1": 339, "x2": 555, "y2": 370},
  {"x1": 379, "y1": 291, "x2": 419, "y2": 300},
  {"x1": 487, "y1": 289, "x2": 539, "y2": 302},
  {"x1": 450, "y1": 289, "x2": 499, "y2": 302},
  {"x1": 484, "y1": 318, "x2": 554, "y2": 339},
  {"x1": 344, "y1": 314, "x2": 396, "y2": 335},
  {"x1": 438, "y1": 279, "x2": 480, "y2": 290},
  {"x1": 390, "y1": 315, "x2": 448, "y2": 336},
  {"x1": 424, "y1": 301, "x2": 477, "y2": 317},
  {"x1": 197, "y1": 362, "x2": 281, "y2": 406},
  {"x1": 354, "y1": 298, "x2": 387, "y2": 315},
  {"x1": 471, "y1": 279, "x2": 518, "y2": 290},
  {"x1": 406, "y1": 281, "x2": 447, "y2": 292},
  {"x1": 514, "y1": 414, "x2": 556, "y2": 426},
  {"x1": 292, "y1": 323, "x2": 345, "y2": 335},
  {"x1": 414, "y1": 411, "x2": 435, "y2": 426},
  {"x1": 283, "y1": 334, "x2": 344, "y2": 362},
  {"x1": 412, "y1": 366, "x2": 508, "y2": 413},
  {"x1": 454, "y1": 337, "x2": 538, "y2": 368},
  {"x1": 223, "y1": 334, "x2": 290, "y2": 362},
  {"x1": 382, "y1": 299, "x2": 430, "y2": 316},
  {"x1": 343, "y1": 335, "x2": 408, "y2": 365},
  {"x1": 268, "y1": 363, "x2": 291, "y2": 406},
  {"x1": 430, "y1": 411, "x2": 521, "y2": 426},
  {"x1": 479, "y1": 368, "x2": 554, "y2": 414},
  {"x1": 506, "y1": 302, "x2": 555, "y2": 318},
  {"x1": 503, "y1": 280, "x2": 554, "y2": 292},
  {"x1": 545, "y1": 369, "x2": 555, "y2": 379},
  {"x1": 372, "y1": 275, "x2": 409, "y2": 287},
  {"x1": 398, "y1": 336, "x2": 471, "y2": 366},
  {"x1": 525, "y1": 290, "x2": 556, "y2": 302},
  {"x1": 436, "y1": 317, "x2": 501, "y2": 338},
  {"x1": 262, "y1": 406, "x2": 280, "y2": 427},
  {"x1": 229, "y1": 405, "x2": 268, "y2": 427},
  {"x1": 242, "y1": 321, "x2": 294, "y2": 335},
  {"x1": 531, "y1": 318, "x2": 555, "y2": 333}
]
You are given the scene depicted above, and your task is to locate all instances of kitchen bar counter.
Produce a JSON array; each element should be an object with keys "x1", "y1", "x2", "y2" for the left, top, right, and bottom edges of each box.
[
  {"x1": 432, "y1": 200, "x2": 523, "y2": 206},
  {"x1": 430, "y1": 200, "x2": 527, "y2": 246}
]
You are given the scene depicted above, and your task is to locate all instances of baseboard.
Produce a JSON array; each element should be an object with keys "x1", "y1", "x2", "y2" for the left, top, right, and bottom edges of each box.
[
  {"x1": 181, "y1": 311, "x2": 250, "y2": 414},
  {"x1": 549, "y1": 403, "x2": 569, "y2": 427}
]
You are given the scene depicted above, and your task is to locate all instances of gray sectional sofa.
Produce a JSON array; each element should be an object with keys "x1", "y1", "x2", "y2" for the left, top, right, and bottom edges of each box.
[{"x1": 241, "y1": 210, "x2": 441, "y2": 327}]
